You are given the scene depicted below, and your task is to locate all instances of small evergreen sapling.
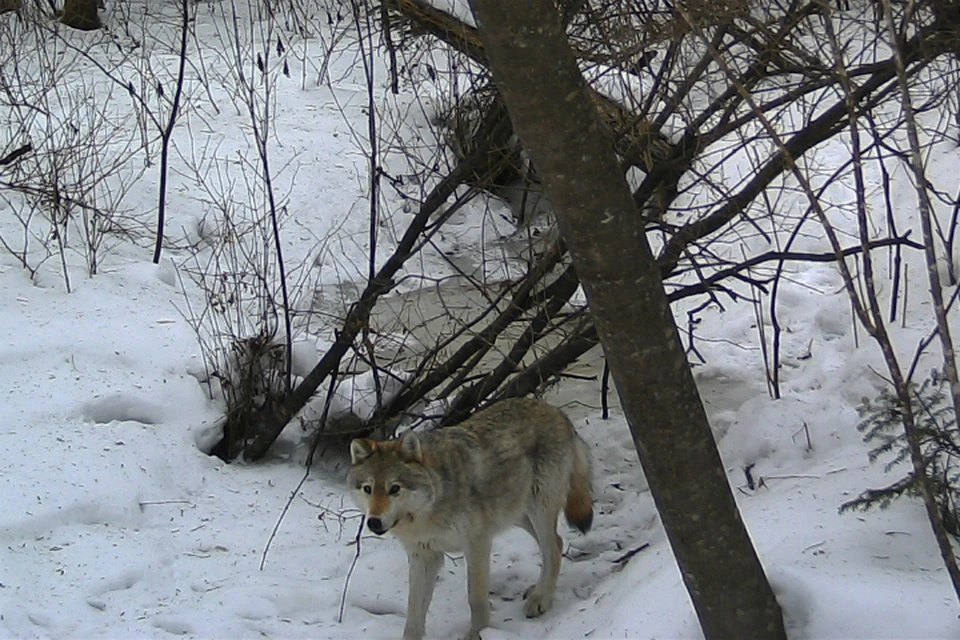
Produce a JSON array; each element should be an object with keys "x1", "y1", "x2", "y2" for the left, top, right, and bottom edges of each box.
[{"x1": 841, "y1": 371, "x2": 960, "y2": 536}]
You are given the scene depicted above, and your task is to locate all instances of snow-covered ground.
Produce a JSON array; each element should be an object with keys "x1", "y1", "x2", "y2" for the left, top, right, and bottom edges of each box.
[{"x1": 2, "y1": 2, "x2": 959, "y2": 639}]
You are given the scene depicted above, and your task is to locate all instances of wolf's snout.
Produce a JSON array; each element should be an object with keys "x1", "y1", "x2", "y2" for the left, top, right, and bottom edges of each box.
[{"x1": 367, "y1": 517, "x2": 387, "y2": 535}]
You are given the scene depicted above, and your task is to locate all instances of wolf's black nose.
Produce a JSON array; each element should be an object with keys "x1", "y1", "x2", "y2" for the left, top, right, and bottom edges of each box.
[{"x1": 367, "y1": 517, "x2": 386, "y2": 535}]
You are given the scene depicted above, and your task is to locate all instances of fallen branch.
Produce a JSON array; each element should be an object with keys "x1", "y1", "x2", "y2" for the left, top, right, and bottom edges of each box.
[
  {"x1": 612, "y1": 542, "x2": 651, "y2": 569},
  {"x1": 238, "y1": 111, "x2": 513, "y2": 461}
]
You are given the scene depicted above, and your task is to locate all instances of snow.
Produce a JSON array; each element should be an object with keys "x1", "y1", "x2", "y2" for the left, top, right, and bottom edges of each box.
[{"x1": 1, "y1": 2, "x2": 959, "y2": 639}]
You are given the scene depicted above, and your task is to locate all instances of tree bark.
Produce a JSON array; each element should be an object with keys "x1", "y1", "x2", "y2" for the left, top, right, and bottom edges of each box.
[
  {"x1": 60, "y1": 0, "x2": 101, "y2": 30},
  {"x1": 464, "y1": 1, "x2": 786, "y2": 639}
]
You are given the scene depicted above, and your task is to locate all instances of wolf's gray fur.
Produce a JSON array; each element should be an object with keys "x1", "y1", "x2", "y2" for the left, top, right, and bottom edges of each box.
[{"x1": 347, "y1": 397, "x2": 593, "y2": 640}]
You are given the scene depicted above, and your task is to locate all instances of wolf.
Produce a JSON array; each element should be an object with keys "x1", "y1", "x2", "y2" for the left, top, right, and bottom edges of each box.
[{"x1": 347, "y1": 397, "x2": 593, "y2": 640}]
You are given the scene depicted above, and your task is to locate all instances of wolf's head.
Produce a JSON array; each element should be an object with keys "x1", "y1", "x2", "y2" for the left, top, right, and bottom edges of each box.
[{"x1": 347, "y1": 432, "x2": 435, "y2": 536}]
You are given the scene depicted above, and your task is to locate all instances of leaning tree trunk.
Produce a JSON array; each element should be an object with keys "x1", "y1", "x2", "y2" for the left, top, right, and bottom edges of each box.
[
  {"x1": 464, "y1": 1, "x2": 787, "y2": 639},
  {"x1": 60, "y1": 0, "x2": 101, "y2": 30}
]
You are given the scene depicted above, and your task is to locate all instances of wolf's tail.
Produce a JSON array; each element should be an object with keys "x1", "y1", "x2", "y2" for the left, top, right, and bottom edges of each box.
[{"x1": 564, "y1": 436, "x2": 594, "y2": 534}]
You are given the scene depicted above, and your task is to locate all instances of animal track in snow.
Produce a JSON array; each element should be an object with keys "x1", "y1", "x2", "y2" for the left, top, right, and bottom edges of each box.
[
  {"x1": 93, "y1": 567, "x2": 145, "y2": 596},
  {"x1": 152, "y1": 615, "x2": 193, "y2": 636},
  {"x1": 78, "y1": 393, "x2": 164, "y2": 425}
]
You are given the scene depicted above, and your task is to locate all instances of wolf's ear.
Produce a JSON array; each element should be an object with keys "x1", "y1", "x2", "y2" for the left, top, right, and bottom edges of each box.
[
  {"x1": 399, "y1": 431, "x2": 423, "y2": 463},
  {"x1": 350, "y1": 438, "x2": 376, "y2": 464}
]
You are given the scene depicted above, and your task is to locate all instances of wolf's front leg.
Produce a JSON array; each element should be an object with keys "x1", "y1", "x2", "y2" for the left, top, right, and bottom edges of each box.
[
  {"x1": 402, "y1": 549, "x2": 443, "y2": 640},
  {"x1": 462, "y1": 536, "x2": 492, "y2": 640}
]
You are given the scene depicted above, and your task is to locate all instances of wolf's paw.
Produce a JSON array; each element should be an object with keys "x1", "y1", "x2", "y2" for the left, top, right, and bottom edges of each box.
[{"x1": 522, "y1": 586, "x2": 553, "y2": 618}]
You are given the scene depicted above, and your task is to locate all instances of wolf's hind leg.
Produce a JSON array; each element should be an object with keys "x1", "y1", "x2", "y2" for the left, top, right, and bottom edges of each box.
[
  {"x1": 521, "y1": 508, "x2": 562, "y2": 617},
  {"x1": 403, "y1": 549, "x2": 443, "y2": 640}
]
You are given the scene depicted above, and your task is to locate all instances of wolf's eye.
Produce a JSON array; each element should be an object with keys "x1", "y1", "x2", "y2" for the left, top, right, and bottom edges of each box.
[
  {"x1": 362, "y1": 485, "x2": 372, "y2": 495},
  {"x1": 389, "y1": 484, "x2": 401, "y2": 495}
]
